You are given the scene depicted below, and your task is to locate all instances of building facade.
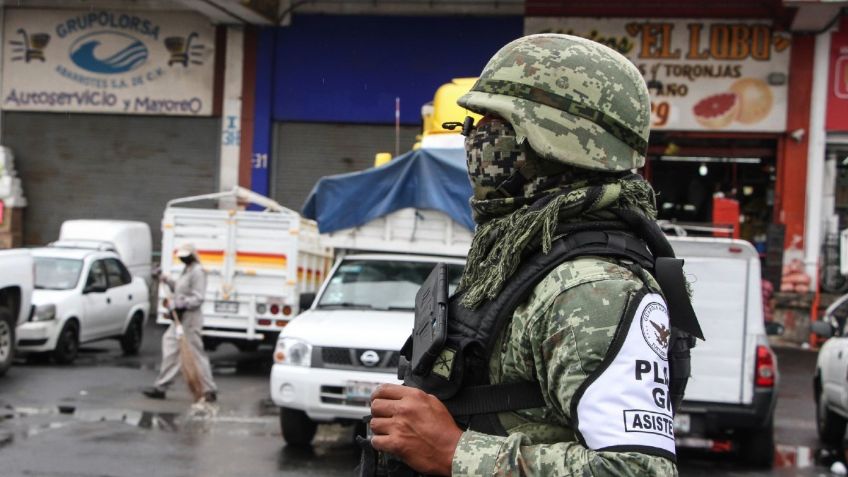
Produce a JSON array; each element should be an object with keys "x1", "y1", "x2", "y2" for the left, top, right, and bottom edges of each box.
[{"x1": 0, "y1": 0, "x2": 840, "y2": 299}]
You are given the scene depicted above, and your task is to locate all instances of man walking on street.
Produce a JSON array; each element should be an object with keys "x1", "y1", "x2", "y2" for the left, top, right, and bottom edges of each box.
[{"x1": 143, "y1": 243, "x2": 218, "y2": 402}]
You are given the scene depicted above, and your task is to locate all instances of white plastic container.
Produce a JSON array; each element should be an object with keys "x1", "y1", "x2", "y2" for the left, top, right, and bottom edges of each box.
[
  {"x1": 0, "y1": 147, "x2": 14, "y2": 177},
  {"x1": 0, "y1": 176, "x2": 14, "y2": 197}
]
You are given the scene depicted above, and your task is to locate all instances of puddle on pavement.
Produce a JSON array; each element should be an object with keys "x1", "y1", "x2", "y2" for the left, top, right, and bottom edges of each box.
[
  {"x1": 24, "y1": 421, "x2": 72, "y2": 438},
  {"x1": 1, "y1": 401, "x2": 281, "y2": 445},
  {"x1": 73, "y1": 408, "x2": 182, "y2": 432},
  {"x1": 5, "y1": 405, "x2": 184, "y2": 434}
]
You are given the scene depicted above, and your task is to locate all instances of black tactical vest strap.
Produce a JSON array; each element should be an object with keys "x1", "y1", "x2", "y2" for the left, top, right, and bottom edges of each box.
[
  {"x1": 450, "y1": 230, "x2": 655, "y2": 361},
  {"x1": 655, "y1": 258, "x2": 704, "y2": 340},
  {"x1": 403, "y1": 230, "x2": 655, "y2": 403},
  {"x1": 400, "y1": 212, "x2": 701, "y2": 432}
]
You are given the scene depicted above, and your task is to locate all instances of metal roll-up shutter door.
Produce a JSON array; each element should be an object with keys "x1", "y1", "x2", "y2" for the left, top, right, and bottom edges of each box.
[
  {"x1": 3, "y1": 112, "x2": 219, "y2": 247},
  {"x1": 271, "y1": 122, "x2": 420, "y2": 211}
]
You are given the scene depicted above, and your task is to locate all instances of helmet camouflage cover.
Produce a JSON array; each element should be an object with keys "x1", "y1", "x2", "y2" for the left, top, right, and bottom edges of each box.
[{"x1": 458, "y1": 33, "x2": 650, "y2": 171}]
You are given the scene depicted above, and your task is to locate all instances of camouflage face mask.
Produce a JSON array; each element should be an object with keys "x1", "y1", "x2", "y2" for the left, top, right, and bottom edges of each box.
[{"x1": 464, "y1": 117, "x2": 527, "y2": 201}]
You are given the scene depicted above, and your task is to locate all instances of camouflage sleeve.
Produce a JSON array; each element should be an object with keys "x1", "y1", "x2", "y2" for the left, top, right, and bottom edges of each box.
[
  {"x1": 451, "y1": 262, "x2": 677, "y2": 476},
  {"x1": 452, "y1": 431, "x2": 671, "y2": 476}
]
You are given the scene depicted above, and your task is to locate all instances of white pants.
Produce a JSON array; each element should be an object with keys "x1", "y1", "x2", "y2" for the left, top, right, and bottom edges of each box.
[{"x1": 154, "y1": 318, "x2": 217, "y2": 393}]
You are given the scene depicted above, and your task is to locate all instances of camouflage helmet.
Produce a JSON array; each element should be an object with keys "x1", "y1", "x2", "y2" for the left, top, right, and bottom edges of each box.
[{"x1": 458, "y1": 34, "x2": 650, "y2": 171}]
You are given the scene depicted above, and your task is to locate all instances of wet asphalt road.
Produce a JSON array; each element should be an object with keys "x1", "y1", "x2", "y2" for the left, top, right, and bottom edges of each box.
[
  {"x1": 0, "y1": 321, "x2": 358, "y2": 477},
  {"x1": 0, "y1": 322, "x2": 833, "y2": 476}
]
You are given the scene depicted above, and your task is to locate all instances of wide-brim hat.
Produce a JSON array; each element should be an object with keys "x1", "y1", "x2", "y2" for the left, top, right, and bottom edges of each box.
[{"x1": 176, "y1": 243, "x2": 197, "y2": 258}]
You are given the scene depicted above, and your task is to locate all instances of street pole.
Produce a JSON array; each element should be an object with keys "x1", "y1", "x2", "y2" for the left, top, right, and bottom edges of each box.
[
  {"x1": 804, "y1": 30, "x2": 832, "y2": 291},
  {"x1": 395, "y1": 97, "x2": 400, "y2": 158},
  {"x1": 219, "y1": 26, "x2": 244, "y2": 209}
]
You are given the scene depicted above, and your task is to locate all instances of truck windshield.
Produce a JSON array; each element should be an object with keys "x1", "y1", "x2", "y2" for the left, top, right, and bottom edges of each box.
[
  {"x1": 34, "y1": 257, "x2": 84, "y2": 290},
  {"x1": 318, "y1": 260, "x2": 464, "y2": 311}
]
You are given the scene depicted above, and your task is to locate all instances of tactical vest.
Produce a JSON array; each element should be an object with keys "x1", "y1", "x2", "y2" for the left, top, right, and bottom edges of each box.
[{"x1": 398, "y1": 210, "x2": 703, "y2": 455}]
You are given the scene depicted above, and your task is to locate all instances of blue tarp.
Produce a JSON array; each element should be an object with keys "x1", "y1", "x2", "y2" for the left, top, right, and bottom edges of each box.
[{"x1": 302, "y1": 148, "x2": 474, "y2": 234}]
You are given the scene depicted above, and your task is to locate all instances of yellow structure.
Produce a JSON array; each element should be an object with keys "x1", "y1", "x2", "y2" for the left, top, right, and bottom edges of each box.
[
  {"x1": 373, "y1": 78, "x2": 482, "y2": 167},
  {"x1": 374, "y1": 152, "x2": 393, "y2": 167},
  {"x1": 421, "y1": 77, "x2": 482, "y2": 139}
]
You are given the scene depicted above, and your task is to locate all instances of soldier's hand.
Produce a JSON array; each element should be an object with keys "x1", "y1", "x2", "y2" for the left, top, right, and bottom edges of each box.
[{"x1": 369, "y1": 384, "x2": 462, "y2": 477}]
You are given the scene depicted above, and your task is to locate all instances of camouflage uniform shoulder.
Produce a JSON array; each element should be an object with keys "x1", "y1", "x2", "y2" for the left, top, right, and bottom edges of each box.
[{"x1": 521, "y1": 256, "x2": 642, "y2": 314}]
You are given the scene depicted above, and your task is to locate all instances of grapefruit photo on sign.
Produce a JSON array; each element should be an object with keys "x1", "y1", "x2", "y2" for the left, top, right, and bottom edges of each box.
[
  {"x1": 692, "y1": 92, "x2": 740, "y2": 129},
  {"x1": 729, "y1": 78, "x2": 773, "y2": 124}
]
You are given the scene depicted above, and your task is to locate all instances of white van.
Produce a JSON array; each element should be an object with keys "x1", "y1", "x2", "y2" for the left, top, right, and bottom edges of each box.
[
  {"x1": 53, "y1": 220, "x2": 153, "y2": 286},
  {"x1": 670, "y1": 236, "x2": 778, "y2": 468}
]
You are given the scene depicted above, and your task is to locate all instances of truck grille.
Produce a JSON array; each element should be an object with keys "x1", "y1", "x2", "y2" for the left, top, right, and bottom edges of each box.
[
  {"x1": 319, "y1": 385, "x2": 368, "y2": 407},
  {"x1": 313, "y1": 346, "x2": 399, "y2": 374}
]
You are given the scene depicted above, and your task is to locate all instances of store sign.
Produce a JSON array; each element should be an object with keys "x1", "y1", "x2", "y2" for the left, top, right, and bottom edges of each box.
[
  {"x1": 827, "y1": 18, "x2": 848, "y2": 131},
  {"x1": 525, "y1": 18, "x2": 791, "y2": 132},
  {"x1": 1, "y1": 10, "x2": 215, "y2": 115}
]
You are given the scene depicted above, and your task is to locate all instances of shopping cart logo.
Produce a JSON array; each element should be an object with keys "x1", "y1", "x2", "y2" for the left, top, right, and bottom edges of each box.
[
  {"x1": 69, "y1": 31, "x2": 148, "y2": 74},
  {"x1": 164, "y1": 32, "x2": 205, "y2": 67},
  {"x1": 9, "y1": 29, "x2": 50, "y2": 63}
]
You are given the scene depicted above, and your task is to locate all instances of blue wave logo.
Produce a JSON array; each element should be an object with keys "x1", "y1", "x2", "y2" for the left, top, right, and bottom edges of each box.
[{"x1": 69, "y1": 31, "x2": 148, "y2": 74}]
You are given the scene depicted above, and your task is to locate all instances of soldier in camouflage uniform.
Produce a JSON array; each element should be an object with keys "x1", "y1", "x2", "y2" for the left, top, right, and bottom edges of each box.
[{"x1": 369, "y1": 34, "x2": 677, "y2": 476}]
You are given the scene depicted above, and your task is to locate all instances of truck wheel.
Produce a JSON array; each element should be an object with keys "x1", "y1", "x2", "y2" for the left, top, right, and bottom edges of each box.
[
  {"x1": 120, "y1": 314, "x2": 143, "y2": 356},
  {"x1": 818, "y1": 394, "x2": 847, "y2": 445},
  {"x1": 739, "y1": 419, "x2": 775, "y2": 469},
  {"x1": 52, "y1": 321, "x2": 79, "y2": 365},
  {"x1": 202, "y1": 337, "x2": 219, "y2": 352},
  {"x1": 0, "y1": 307, "x2": 15, "y2": 376},
  {"x1": 280, "y1": 407, "x2": 317, "y2": 446},
  {"x1": 235, "y1": 342, "x2": 259, "y2": 353}
]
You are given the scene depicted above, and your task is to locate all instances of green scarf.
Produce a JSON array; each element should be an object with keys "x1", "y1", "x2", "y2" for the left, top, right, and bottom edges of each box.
[{"x1": 458, "y1": 119, "x2": 658, "y2": 309}]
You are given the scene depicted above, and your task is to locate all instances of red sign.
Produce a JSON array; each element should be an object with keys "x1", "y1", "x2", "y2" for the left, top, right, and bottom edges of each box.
[{"x1": 827, "y1": 18, "x2": 848, "y2": 130}]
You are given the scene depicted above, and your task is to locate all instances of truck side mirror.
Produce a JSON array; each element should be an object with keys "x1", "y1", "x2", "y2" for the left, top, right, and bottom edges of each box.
[
  {"x1": 83, "y1": 284, "x2": 106, "y2": 294},
  {"x1": 811, "y1": 320, "x2": 834, "y2": 339},
  {"x1": 300, "y1": 292, "x2": 316, "y2": 310}
]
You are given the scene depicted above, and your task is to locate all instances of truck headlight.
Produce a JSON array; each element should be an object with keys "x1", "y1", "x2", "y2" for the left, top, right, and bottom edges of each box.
[
  {"x1": 33, "y1": 304, "x2": 56, "y2": 322},
  {"x1": 274, "y1": 338, "x2": 312, "y2": 367}
]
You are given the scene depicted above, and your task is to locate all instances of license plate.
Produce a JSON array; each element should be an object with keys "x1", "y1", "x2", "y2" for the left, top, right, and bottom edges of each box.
[
  {"x1": 345, "y1": 381, "x2": 379, "y2": 402},
  {"x1": 674, "y1": 413, "x2": 691, "y2": 434},
  {"x1": 214, "y1": 301, "x2": 239, "y2": 314}
]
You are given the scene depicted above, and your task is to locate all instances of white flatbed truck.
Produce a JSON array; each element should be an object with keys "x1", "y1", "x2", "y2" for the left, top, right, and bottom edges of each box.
[{"x1": 158, "y1": 187, "x2": 332, "y2": 351}]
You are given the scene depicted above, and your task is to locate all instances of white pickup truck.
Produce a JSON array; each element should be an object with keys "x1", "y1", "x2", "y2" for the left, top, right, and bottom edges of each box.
[
  {"x1": 270, "y1": 208, "x2": 471, "y2": 445},
  {"x1": 0, "y1": 249, "x2": 34, "y2": 375}
]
